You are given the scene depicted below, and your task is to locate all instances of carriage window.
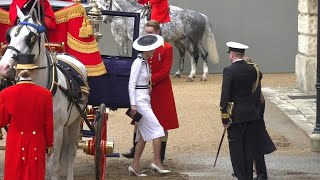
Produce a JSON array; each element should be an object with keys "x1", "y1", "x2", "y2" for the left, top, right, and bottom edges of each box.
[
  {"x1": 98, "y1": 11, "x2": 140, "y2": 60},
  {"x1": 98, "y1": 17, "x2": 133, "y2": 58}
]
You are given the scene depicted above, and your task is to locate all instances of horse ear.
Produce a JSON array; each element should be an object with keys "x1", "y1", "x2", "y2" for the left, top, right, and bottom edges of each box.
[{"x1": 16, "y1": 5, "x2": 26, "y2": 21}]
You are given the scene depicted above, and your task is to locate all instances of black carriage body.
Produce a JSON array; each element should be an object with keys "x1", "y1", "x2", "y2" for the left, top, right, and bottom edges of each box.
[
  {"x1": 88, "y1": 10, "x2": 140, "y2": 109},
  {"x1": 0, "y1": 1, "x2": 140, "y2": 109}
]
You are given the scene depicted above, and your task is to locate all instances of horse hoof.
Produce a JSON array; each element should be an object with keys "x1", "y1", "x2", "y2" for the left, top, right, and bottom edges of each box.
[
  {"x1": 174, "y1": 74, "x2": 181, "y2": 78},
  {"x1": 192, "y1": 75, "x2": 196, "y2": 78},
  {"x1": 186, "y1": 77, "x2": 193, "y2": 82},
  {"x1": 200, "y1": 77, "x2": 208, "y2": 81}
]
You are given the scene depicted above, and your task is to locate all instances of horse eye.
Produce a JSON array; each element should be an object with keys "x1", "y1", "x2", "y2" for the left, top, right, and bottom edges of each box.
[{"x1": 12, "y1": 54, "x2": 17, "y2": 60}]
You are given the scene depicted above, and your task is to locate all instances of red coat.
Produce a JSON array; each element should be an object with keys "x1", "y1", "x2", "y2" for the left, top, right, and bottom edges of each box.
[
  {"x1": 0, "y1": 81, "x2": 53, "y2": 180},
  {"x1": 148, "y1": 42, "x2": 179, "y2": 130},
  {"x1": 138, "y1": 0, "x2": 170, "y2": 23},
  {"x1": 10, "y1": 0, "x2": 56, "y2": 29}
]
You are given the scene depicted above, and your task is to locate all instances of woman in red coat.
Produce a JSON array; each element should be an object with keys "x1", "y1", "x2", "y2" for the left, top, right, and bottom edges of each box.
[
  {"x1": 123, "y1": 20, "x2": 178, "y2": 162},
  {"x1": 0, "y1": 54, "x2": 54, "y2": 180},
  {"x1": 137, "y1": 0, "x2": 170, "y2": 23},
  {"x1": 146, "y1": 20, "x2": 178, "y2": 162}
]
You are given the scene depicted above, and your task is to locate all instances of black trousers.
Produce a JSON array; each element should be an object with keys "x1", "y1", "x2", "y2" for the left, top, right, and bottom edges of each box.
[
  {"x1": 227, "y1": 122, "x2": 259, "y2": 180},
  {"x1": 254, "y1": 153, "x2": 268, "y2": 179}
]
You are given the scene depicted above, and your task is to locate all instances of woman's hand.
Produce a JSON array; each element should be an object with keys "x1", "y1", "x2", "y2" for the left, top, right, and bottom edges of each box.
[
  {"x1": 130, "y1": 105, "x2": 137, "y2": 117},
  {"x1": 148, "y1": 85, "x2": 152, "y2": 95},
  {"x1": 47, "y1": 147, "x2": 54, "y2": 156}
]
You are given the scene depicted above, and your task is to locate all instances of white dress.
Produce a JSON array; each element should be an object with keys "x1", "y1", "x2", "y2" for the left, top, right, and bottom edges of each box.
[{"x1": 128, "y1": 54, "x2": 165, "y2": 142}]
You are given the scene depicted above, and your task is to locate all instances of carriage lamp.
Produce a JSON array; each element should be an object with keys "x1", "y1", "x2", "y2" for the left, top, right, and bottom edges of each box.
[
  {"x1": 72, "y1": 0, "x2": 83, "y2": 3},
  {"x1": 87, "y1": 0, "x2": 103, "y2": 41}
]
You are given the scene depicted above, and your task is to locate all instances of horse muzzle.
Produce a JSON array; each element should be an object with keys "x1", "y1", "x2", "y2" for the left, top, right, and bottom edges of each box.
[{"x1": 0, "y1": 63, "x2": 15, "y2": 80}]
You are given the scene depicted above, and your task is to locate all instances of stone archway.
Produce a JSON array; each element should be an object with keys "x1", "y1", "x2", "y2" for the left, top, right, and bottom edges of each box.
[{"x1": 296, "y1": 0, "x2": 317, "y2": 92}]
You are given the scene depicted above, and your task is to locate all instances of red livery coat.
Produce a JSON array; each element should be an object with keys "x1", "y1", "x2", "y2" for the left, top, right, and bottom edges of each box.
[
  {"x1": 148, "y1": 42, "x2": 179, "y2": 130},
  {"x1": 138, "y1": 0, "x2": 170, "y2": 23},
  {"x1": 0, "y1": 81, "x2": 53, "y2": 180},
  {"x1": 10, "y1": 0, "x2": 56, "y2": 29}
]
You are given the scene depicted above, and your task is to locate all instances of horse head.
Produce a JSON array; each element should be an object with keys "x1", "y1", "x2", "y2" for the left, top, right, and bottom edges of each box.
[
  {"x1": 96, "y1": 0, "x2": 116, "y2": 24},
  {"x1": 0, "y1": 6, "x2": 45, "y2": 79}
]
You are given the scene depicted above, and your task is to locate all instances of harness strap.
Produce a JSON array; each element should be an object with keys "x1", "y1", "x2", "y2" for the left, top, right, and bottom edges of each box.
[
  {"x1": 6, "y1": 46, "x2": 21, "y2": 54},
  {"x1": 54, "y1": 81, "x2": 94, "y2": 133}
]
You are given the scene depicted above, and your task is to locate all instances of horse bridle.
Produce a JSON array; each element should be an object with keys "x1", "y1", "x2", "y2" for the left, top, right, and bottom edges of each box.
[{"x1": 6, "y1": 18, "x2": 46, "y2": 59}]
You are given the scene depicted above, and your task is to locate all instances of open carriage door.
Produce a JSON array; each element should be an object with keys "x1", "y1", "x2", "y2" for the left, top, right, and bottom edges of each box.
[{"x1": 87, "y1": 10, "x2": 140, "y2": 109}]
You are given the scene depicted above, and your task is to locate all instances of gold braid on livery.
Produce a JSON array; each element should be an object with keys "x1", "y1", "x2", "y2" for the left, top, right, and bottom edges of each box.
[
  {"x1": 221, "y1": 112, "x2": 230, "y2": 119},
  {"x1": 0, "y1": 10, "x2": 10, "y2": 25},
  {"x1": 47, "y1": 4, "x2": 106, "y2": 77},
  {"x1": 0, "y1": 8, "x2": 11, "y2": 44},
  {"x1": 220, "y1": 102, "x2": 234, "y2": 124}
]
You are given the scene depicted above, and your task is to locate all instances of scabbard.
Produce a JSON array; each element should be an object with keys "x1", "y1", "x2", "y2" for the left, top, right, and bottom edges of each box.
[{"x1": 214, "y1": 128, "x2": 226, "y2": 167}]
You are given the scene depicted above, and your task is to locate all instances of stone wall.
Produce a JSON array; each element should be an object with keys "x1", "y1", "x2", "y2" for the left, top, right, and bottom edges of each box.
[{"x1": 296, "y1": 0, "x2": 318, "y2": 92}]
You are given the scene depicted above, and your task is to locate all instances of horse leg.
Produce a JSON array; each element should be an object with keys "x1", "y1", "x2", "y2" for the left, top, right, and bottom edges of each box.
[
  {"x1": 123, "y1": 37, "x2": 129, "y2": 56},
  {"x1": 187, "y1": 43, "x2": 200, "y2": 82},
  {"x1": 198, "y1": 42, "x2": 209, "y2": 81},
  {"x1": 59, "y1": 127, "x2": 69, "y2": 174},
  {"x1": 117, "y1": 40, "x2": 128, "y2": 56},
  {"x1": 48, "y1": 126, "x2": 64, "y2": 180},
  {"x1": 111, "y1": 21, "x2": 129, "y2": 56},
  {"x1": 173, "y1": 41, "x2": 186, "y2": 78},
  {"x1": 66, "y1": 118, "x2": 81, "y2": 180}
]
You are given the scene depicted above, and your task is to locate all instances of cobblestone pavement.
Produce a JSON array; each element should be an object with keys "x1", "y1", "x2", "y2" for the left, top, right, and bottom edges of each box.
[{"x1": 263, "y1": 87, "x2": 316, "y2": 137}]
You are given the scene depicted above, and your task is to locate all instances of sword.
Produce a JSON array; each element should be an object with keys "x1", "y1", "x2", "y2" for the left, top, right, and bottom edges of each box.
[
  {"x1": 213, "y1": 128, "x2": 226, "y2": 167},
  {"x1": 214, "y1": 102, "x2": 234, "y2": 167}
]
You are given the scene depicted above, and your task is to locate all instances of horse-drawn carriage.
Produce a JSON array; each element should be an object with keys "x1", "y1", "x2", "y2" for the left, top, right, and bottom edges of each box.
[{"x1": 0, "y1": 0, "x2": 140, "y2": 179}]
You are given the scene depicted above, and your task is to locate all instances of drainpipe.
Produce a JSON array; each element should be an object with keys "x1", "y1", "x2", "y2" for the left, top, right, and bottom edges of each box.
[{"x1": 311, "y1": 0, "x2": 320, "y2": 152}]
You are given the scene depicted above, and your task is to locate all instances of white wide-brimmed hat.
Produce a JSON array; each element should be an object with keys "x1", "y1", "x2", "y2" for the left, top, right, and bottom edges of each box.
[
  {"x1": 133, "y1": 34, "x2": 164, "y2": 52},
  {"x1": 226, "y1": 41, "x2": 249, "y2": 53}
]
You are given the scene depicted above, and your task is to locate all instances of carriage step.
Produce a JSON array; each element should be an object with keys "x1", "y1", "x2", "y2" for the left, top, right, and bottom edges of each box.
[{"x1": 107, "y1": 153, "x2": 120, "y2": 157}]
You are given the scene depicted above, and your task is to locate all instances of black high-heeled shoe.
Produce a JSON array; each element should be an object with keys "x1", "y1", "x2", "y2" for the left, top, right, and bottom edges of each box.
[
  {"x1": 128, "y1": 166, "x2": 147, "y2": 176},
  {"x1": 150, "y1": 163, "x2": 171, "y2": 174}
]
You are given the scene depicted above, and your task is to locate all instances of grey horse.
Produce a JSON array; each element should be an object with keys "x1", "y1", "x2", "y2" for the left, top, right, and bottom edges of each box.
[{"x1": 97, "y1": 0, "x2": 219, "y2": 81}]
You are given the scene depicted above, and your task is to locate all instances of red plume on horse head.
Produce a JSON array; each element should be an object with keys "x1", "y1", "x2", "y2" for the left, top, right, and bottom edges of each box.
[{"x1": 9, "y1": 0, "x2": 56, "y2": 29}]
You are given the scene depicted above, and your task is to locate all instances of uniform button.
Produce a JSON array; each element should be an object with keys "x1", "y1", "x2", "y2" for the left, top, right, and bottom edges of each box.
[
  {"x1": 22, "y1": 148, "x2": 24, "y2": 151},
  {"x1": 21, "y1": 132, "x2": 24, "y2": 135},
  {"x1": 35, "y1": 157, "x2": 37, "y2": 160},
  {"x1": 22, "y1": 157, "x2": 25, "y2": 160},
  {"x1": 32, "y1": 131, "x2": 36, "y2": 135},
  {"x1": 34, "y1": 148, "x2": 37, "y2": 151}
]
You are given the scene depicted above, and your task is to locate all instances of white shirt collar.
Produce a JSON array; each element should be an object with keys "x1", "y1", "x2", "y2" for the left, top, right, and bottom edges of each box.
[
  {"x1": 233, "y1": 59, "x2": 244, "y2": 63},
  {"x1": 19, "y1": 77, "x2": 32, "y2": 81}
]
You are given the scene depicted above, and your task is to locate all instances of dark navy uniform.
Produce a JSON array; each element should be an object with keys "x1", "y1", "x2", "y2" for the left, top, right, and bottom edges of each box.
[
  {"x1": 220, "y1": 42, "x2": 263, "y2": 180},
  {"x1": 254, "y1": 94, "x2": 276, "y2": 180}
]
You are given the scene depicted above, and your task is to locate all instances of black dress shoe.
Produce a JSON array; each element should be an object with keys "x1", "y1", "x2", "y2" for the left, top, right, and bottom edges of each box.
[
  {"x1": 256, "y1": 174, "x2": 268, "y2": 180},
  {"x1": 122, "y1": 148, "x2": 135, "y2": 159}
]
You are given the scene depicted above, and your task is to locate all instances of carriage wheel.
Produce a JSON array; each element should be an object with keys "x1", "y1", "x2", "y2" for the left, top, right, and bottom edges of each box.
[{"x1": 94, "y1": 103, "x2": 107, "y2": 180}]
